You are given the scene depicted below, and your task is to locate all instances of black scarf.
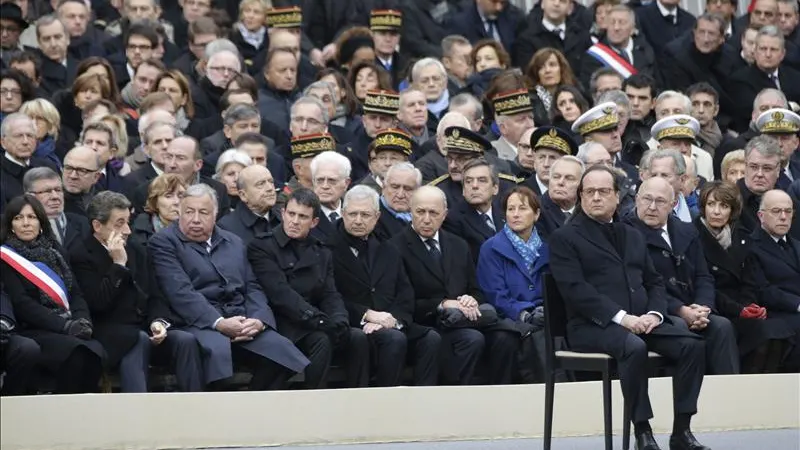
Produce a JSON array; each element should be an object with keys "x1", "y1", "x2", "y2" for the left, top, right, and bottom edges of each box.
[
  {"x1": 4, "y1": 234, "x2": 73, "y2": 314},
  {"x1": 343, "y1": 231, "x2": 370, "y2": 270}
]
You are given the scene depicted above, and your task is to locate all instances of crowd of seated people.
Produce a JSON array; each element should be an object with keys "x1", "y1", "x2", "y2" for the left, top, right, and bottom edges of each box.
[{"x1": 1, "y1": 4, "x2": 799, "y2": 446}]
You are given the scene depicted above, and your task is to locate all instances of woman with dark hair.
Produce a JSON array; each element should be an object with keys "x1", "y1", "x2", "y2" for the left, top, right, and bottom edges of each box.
[
  {"x1": 460, "y1": 40, "x2": 510, "y2": 101},
  {"x1": 525, "y1": 48, "x2": 580, "y2": 126},
  {"x1": 334, "y1": 26, "x2": 375, "y2": 76},
  {"x1": 549, "y1": 85, "x2": 590, "y2": 142},
  {"x1": 0, "y1": 195, "x2": 105, "y2": 394},
  {"x1": 317, "y1": 69, "x2": 363, "y2": 136},
  {"x1": 73, "y1": 57, "x2": 123, "y2": 104},
  {"x1": 0, "y1": 69, "x2": 36, "y2": 121},
  {"x1": 347, "y1": 61, "x2": 392, "y2": 104},
  {"x1": 156, "y1": 70, "x2": 196, "y2": 132},
  {"x1": 227, "y1": 72, "x2": 259, "y2": 100},
  {"x1": 694, "y1": 181, "x2": 795, "y2": 373}
]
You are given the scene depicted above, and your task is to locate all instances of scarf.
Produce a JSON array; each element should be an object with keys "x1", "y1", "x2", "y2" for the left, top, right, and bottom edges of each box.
[
  {"x1": 535, "y1": 85, "x2": 553, "y2": 113},
  {"x1": 175, "y1": 107, "x2": 191, "y2": 131},
  {"x1": 427, "y1": 90, "x2": 450, "y2": 119},
  {"x1": 701, "y1": 218, "x2": 732, "y2": 250},
  {"x1": 4, "y1": 234, "x2": 74, "y2": 313},
  {"x1": 503, "y1": 224, "x2": 543, "y2": 272},
  {"x1": 696, "y1": 121, "x2": 723, "y2": 157},
  {"x1": 121, "y1": 82, "x2": 143, "y2": 110},
  {"x1": 380, "y1": 196, "x2": 412, "y2": 223},
  {"x1": 34, "y1": 136, "x2": 62, "y2": 169},
  {"x1": 152, "y1": 214, "x2": 168, "y2": 233},
  {"x1": 237, "y1": 23, "x2": 266, "y2": 49}
]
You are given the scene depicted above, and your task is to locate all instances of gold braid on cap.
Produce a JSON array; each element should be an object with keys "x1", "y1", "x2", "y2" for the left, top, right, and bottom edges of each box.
[
  {"x1": 291, "y1": 136, "x2": 335, "y2": 156},
  {"x1": 578, "y1": 112, "x2": 619, "y2": 135},
  {"x1": 266, "y1": 7, "x2": 302, "y2": 27},
  {"x1": 446, "y1": 130, "x2": 485, "y2": 154},
  {"x1": 655, "y1": 127, "x2": 695, "y2": 141},
  {"x1": 761, "y1": 111, "x2": 800, "y2": 134},
  {"x1": 535, "y1": 128, "x2": 571, "y2": 155},
  {"x1": 374, "y1": 133, "x2": 412, "y2": 154},
  {"x1": 370, "y1": 12, "x2": 402, "y2": 29},
  {"x1": 493, "y1": 91, "x2": 532, "y2": 116}
]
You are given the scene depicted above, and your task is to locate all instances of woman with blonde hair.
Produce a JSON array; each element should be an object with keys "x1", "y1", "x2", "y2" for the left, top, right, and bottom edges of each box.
[
  {"x1": 128, "y1": 173, "x2": 189, "y2": 262},
  {"x1": 19, "y1": 98, "x2": 69, "y2": 167},
  {"x1": 230, "y1": 0, "x2": 271, "y2": 72},
  {"x1": 213, "y1": 149, "x2": 253, "y2": 211},
  {"x1": 721, "y1": 150, "x2": 746, "y2": 183},
  {"x1": 97, "y1": 114, "x2": 132, "y2": 176}
]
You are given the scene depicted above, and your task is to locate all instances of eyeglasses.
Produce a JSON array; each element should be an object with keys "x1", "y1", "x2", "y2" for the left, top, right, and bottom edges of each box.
[
  {"x1": 638, "y1": 195, "x2": 671, "y2": 208},
  {"x1": 1, "y1": 88, "x2": 22, "y2": 96},
  {"x1": 314, "y1": 177, "x2": 342, "y2": 186},
  {"x1": 582, "y1": 188, "x2": 614, "y2": 197},
  {"x1": 127, "y1": 43, "x2": 153, "y2": 52},
  {"x1": 746, "y1": 163, "x2": 778, "y2": 174},
  {"x1": 29, "y1": 186, "x2": 63, "y2": 196},
  {"x1": 763, "y1": 207, "x2": 794, "y2": 217},
  {"x1": 63, "y1": 165, "x2": 98, "y2": 177}
]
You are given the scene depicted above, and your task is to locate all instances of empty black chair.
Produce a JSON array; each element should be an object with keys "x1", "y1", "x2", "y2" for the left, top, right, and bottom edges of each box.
[{"x1": 542, "y1": 274, "x2": 666, "y2": 450}]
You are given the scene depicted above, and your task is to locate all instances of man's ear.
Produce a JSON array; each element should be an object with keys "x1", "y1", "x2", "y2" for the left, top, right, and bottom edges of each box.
[{"x1": 310, "y1": 216, "x2": 320, "y2": 229}]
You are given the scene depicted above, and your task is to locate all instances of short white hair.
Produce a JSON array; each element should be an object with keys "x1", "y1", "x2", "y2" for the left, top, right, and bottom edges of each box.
[
  {"x1": 183, "y1": 183, "x2": 219, "y2": 215},
  {"x1": 310, "y1": 151, "x2": 351, "y2": 180},
  {"x1": 343, "y1": 185, "x2": 380, "y2": 212},
  {"x1": 655, "y1": 90, "x2": 692, "y2": 116},
  {"x1": 550, "y1": 155, "x2": 585, "y2": 179},
  {"x1": 208, "y1": 50, "x2": 242, "y2": 72},
  {"x1": 204, "y1": 39, "x2": 240, "y2": 60},
  {"x1": 385, "y1": 162, "x2": 422, "y2": 187},
  {"x1": 214, "y1": 149, "x2": 252, "y2": 178},
  {"x1": 436, "y1": 111, "x2": 470, "y2": 136},
  {"x1": 139, "y1": 110, "x2": 176, "y2": 136},
  {"x1": 411, "y1": 57, "x2": 447, "y2": 82},
  {"x1": 576, "y1": 142, "x2": 608, "y2": 164}
]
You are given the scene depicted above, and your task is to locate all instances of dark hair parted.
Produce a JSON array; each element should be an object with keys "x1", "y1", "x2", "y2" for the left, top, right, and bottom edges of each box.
[
  {"x1": 501, "y1": 186, "x2": 541, "y2": 214},
  {"x1": 0, "y1": 195, "x2": 53, "y2": 243},
  {"x1": 698, "y1": 181, "x2": 743, "y2": 223},
  {"x1": 287, "y1": 187, "x2": 320, "y2": 211}
]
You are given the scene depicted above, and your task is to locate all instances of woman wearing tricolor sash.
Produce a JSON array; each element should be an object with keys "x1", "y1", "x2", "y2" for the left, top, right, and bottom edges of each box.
[{"x1": 1, "y1": 195, "x2": 105, "y2": 394}]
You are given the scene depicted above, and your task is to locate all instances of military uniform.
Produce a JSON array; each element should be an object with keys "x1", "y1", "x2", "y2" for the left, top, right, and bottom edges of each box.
[
  {"x1": 755, "y1": 108, "x2": 800, "y2": 190},
  {"x1": 573, "y1": 102, "x2": 640, "y2": 184},
  {"x1": 275, "y1": 133, "x2": 336, "y2": 213}
]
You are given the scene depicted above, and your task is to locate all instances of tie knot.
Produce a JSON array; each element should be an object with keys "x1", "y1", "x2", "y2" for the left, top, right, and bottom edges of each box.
[{"x1": 329, "y1": 211, "x2": 340, "y2": 222}]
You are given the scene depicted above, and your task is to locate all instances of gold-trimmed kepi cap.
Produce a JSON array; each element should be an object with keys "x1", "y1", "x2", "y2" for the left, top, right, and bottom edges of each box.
[
  {"x1": 363, "y1": 89, "x2": 400, "y2": 116},
  {"x1": 444, "y1": 126, "x2": 490, "y2": 155},
  {"x1": 370, "y1": 9, "x2": 402, "y2": 31},
  {"x1": 266, "y1": 6, "x2": 302, "y2": 28},
  {"x1": 374, "y1": 128, "x2": 413, "y2": 157},
  {"x1": 756, "y1": 108, "x2": 800, "y2": 135},
  {"x1": 571, "y1": 102, "x2": 619, "y2": 136},
  {"x1": 492, "y1": 89, "x2": 533, "y2": 116},
  {"x1": 291, "y1": 133, "x2": 335, "y2": 160},
  {"x1": 650, "y1": 114, "x2": 700, "y2": 141},
  {"x1": 530, "y1": 126, "x2": 578, "y2": 156}
]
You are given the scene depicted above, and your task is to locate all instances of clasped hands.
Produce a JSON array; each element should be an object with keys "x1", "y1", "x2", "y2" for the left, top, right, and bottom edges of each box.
[
  {"x1": 740, "y1": 303, "x2": 767, "y2": 320},
  {"x1": 362, "y1": 310, "x2": 398, "y2": 334},
  {"x1": 620, "y1": 313, "x2": 661, "y2": 335},
  {"x1": 215, "y1": 316, "x2": 265, "y2": 342},
  {"x1": 441, "y1": 295, "x2": 482, "y2": 321},
  {"x1": 679, "y1": 304, "x2": 711, "y2": 330}
]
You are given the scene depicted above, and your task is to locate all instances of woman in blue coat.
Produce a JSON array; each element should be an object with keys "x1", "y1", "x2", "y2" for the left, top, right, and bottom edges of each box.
[{"x1": 478, "y1": 186, "x2": 549, "y2": 323}]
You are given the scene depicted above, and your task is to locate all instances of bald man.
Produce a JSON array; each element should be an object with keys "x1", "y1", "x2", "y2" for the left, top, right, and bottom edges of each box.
[
  {"x1": 63, "y1": 146, "x2": 102, "y2": 216},
  {"x1": 627, "y1": 177, "x2": 739, "y2": 375},
  {"x1": 389, "y1": 186, "x2": 522, "y2": 385},
  {"x1": 218, "y1": 165, "x2": 280, "y2": 244},
  {"x1": 742, "y1": 189, "x2": 800, "y2": 371}
]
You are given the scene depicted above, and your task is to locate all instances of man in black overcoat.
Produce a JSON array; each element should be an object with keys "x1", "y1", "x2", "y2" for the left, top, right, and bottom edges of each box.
[
  {"x1": 70, "y1": 192, "x2": 204, "y2": 392},
  {"x1": 549, "y1": 165, "x2": 708, "y2": 450},
  {"x1": 389, "y1": 185, "x2": 521, "y2": 385},
  {"x1": 331, "y1": 185, "x2": 441, "y2": 386},
  {"x1": 217, "y1": 165, "x2": 281, "y2": 245},
  {"x1": 373, "y1": 162, "x2": 419, "y2": 242},
  {"x1": 248, "y1": 188, "x2": 369, "y2": 389},
  {"x1": 0, "y1": 289, "x2": 41, "y2": 396}
]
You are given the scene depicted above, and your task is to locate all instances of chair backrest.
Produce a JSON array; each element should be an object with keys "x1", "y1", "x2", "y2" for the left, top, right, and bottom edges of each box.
[{"x1": 543, "y1": 273, "x2": 567, "y2": 360}]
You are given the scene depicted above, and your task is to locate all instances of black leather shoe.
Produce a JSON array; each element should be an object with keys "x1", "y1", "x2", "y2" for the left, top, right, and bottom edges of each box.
[
  {"x1": 635, "y1": 430, "x2": 662, "y2": 450},
  {"x1": 669, "y1": 430, "x2": 711, "y2": 450}
]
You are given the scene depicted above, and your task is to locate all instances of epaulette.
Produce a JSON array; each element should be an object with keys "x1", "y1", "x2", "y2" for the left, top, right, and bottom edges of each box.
[
  {"x1": 499, "y1": 173, "x2": 522, "y2": 184},
  {"x1": 428, "y1": 174, "x2": 450, "y2": 186}
]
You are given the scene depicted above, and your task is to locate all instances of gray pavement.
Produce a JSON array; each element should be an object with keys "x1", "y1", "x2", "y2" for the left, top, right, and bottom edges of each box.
[{"x1": 207, "y1": 428, "x2": 800, "y2": 449}]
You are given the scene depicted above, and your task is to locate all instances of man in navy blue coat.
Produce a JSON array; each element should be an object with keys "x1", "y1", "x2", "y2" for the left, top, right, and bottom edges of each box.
[
  {"x1": 627, "y1": 177, "x2": 740, "y2": 375},
  {"x1": 149, "y1": 183, "x2": 309, "y2": 390},
  {"x1": 549, "y1": 166, "x2": 708, "y2": 450},
  {"x1": 742, "y1": 189, "x2": 800, "y2": 371},
  {"x1": 635, "y1": 0, "x2": 696, "y2": 56},
  {"x1": 447, "y1": 0, "x2": 523, "y2": 58}
]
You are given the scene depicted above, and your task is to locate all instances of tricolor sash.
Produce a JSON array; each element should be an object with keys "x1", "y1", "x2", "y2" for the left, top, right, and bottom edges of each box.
[
  {"x1": 0, "y1": 245, "x2": 70, "y2": 310},
  {"x1": 587, "y1": 43, "x2": 638, "y2": 79}
]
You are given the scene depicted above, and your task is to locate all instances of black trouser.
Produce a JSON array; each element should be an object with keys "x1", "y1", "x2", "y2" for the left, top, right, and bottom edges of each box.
[
  {"x1": 232, "y1": 344, "x2": 292, "y2": 391},
  {"x1": 0, "y1": 335, "x2": 40, "y2": 396},
  {"x1": 57, "y1": 346, "x2": 103, "y2": 394},
  {"x1": 440, "y1": 328, "x2": 519, "y2": 385},
  {"x1": 368, "y1": 328, "x2": 441, "y2": 386},
  {"x1": 297, "y1": 328, "x2": 369, "y2": 389}
]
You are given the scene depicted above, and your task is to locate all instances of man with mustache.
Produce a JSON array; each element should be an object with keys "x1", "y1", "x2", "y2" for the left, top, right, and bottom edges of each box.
[{"x1": 217, "y1": 165, "x2": 280, "y2": 245}]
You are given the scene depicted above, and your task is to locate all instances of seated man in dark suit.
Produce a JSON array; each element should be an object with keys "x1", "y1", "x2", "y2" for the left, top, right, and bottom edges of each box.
[
  {"x1": 71, "y1": 192, "x2": 204, "y2": 392},
  {"x1": 538, "y1": 155, "x2": 583, "y2": 241},
  {"x1": 248, "y1": 188, "x2": 369, "y2": 389},
  {"x1": 737, "y1": 135, "x2": 784, "y2": 235},
  {"x1": 442, "y1": 158, "x2": 505, "y2": 265},
  {"x1": 743, "y1": 189, "x2": 800, "y2": 371},
  {"x1": 360, "y1": 129, "x2": 414, "y2": 195},
  {"x1": 218, "y1": 165, "x2": 280, "y2": 245},
  {"x1": 374, "y1": 162, "x2": 419, "y2": 242},
  {"x1": 310, "y1": 150, "x2": 352, "y2": 243},
  {"x1": 22, "y1": 167, "x2": 90, "y2": 251},
  {"x1": 79, "y1": 121, "x2": 126, "y2": 194},
  {"x1": 61, "y1": 145, "x2": 102, "y2": 217},
  {"x1": 628, "y1": 177, "x2": 740, "y2": 375},
  {"x1": 33, "y1": 16, "x2": 79, "y2": 96},
  {"x1": 0, "y1": 290, "x2": 41, "y2": 396},
  {"x1": 332, "y1": 185, "x2": 441, "y2": 386},
  {"x1": 390, "y1": 185, "x2": 521, "y2": 385},
  {"x1": 549, "y1": 165, "x2": 708, "y2": 450},
  {"x1": 149, "y1": 184, "x2": 310, "y2": 390}
]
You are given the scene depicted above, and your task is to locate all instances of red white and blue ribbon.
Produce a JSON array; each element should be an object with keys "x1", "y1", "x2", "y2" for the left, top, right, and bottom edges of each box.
[
  {"x1": 587, "y1": 43, "x2": 638, "y2": 79},
  {"x1": 0, "y1": 245, "x2": 70, "y2": 310}
]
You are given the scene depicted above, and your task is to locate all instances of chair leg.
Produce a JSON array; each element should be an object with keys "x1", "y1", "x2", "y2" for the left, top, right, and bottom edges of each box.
[
  {"x1": 544, "y1": 371, "x2": 555, "y2": 450},
  {"x1": 622, "y1": 398, "x2": 631, "y2": 450},
  {"x1": 602, "y1": 369, "x2": 613, "y2": 450}
]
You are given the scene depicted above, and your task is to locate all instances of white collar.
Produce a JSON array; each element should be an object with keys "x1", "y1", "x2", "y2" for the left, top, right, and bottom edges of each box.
[
  {"x1": 500, "y1": 136, "x2": 518, "y2": 155},
  {"x1": 536, "y1": 174, "x2": 549, "y2": 194},
  {"x1": 378, "y1": 56, "x2": 393, "y2": 67},
  {"x1": 415, "y1": 228, "x2": 440, "y2": 245},
  {"x1": 673, "y1": 194, "x2": 692, "y2": 223},
  {"x1": 4, "y1": 152, "x2": 29, "y2": 167},
  {"x1": 127, "y1": 63, "x2": 135, "y2": 80},
  {"x1": 100, "y1": 166, "x2": 107, "y2": 176},
  {"x1": 770, "y1": 234, "x2": 787, "y2": 244},
  {"x1": 542, "y1": 18, "x2": 566, "y2": 33},
  {"x1": 563, "y1": 205, "x2": 576, "y2": 214},
  {"x1": 375, "y1": 175, "x2": 384, "y2": 188},
  {"x1": 657, "y1": 1, "x2": 678, "y2": 18},
  {"x1": 320, "y1": 200, "x2": 342, "y2": 219},
  {"x1": 151, "y1": 161, "x2": 164, "y2": 176},
  {"x1": 725, "y1": 22, "x2": 733, "y2": 38}
]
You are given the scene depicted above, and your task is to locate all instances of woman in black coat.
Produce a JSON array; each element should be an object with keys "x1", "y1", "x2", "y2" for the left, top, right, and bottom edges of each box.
[
  {"x1": 694, "y1": 182, "x2": 795, "y2": 373},
  {"x1": 0, "y1": 195, "x2": 105, "y2": 393},
  {"x1": 127, "y1": 174, "x2": 188, "y2": 267}
]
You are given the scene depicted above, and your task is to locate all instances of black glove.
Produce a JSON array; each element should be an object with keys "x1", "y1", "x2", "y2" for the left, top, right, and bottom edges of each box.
[
  {"x1": 0, "y1": 318, "x2": 13, "y2": 347},
  {"x1": 306, "y1": 312, "x2": 330, "y2": 331},
  {"x1": 63, "y1": 318, "x2": 93, "y2": 339},
  {"x1": 330, "y1": 320, "x2": 350, "y2": 346},
  {"x1": 520, "y1": 306, "x2": 545, "y2": 330}
]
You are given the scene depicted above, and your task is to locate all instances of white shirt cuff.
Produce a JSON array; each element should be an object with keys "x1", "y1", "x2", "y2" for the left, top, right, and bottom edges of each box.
[
  {"x1": 612, "y1": 310, "x2": 627, "y2": 324},
  {"x1": 647, "y1": 311, "x2": 664, "y2": 324},
  {"x1": 213, "y1": 317, "x2": 223, "y2": 329}
]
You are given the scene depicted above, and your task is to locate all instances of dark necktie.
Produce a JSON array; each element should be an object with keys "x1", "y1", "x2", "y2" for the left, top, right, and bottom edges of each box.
[
  {"x1": 482, "y1": 213, "x2": 496, "y2": 231},
  {"x1": 615, "y1": 47, "x2": 631, "y2": 64},
  {"x1": 769, "y1": 73, "x2": 780, "y2": 89},
  {"x1": 329, "y1": 211, "x2": 340, "y2": 223},
  {"x1": 486, "y1": 19, "x2": 497, "y2": 39},
  {"x1": 97, "y1": 172, "x2": 107, "y2": 190},
  {"x1": 426, "y1": 238, "x2": 441, "y2": 260},
  {"x1": 666, "y1": 13, "x2": 676, "y2": 25}
]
